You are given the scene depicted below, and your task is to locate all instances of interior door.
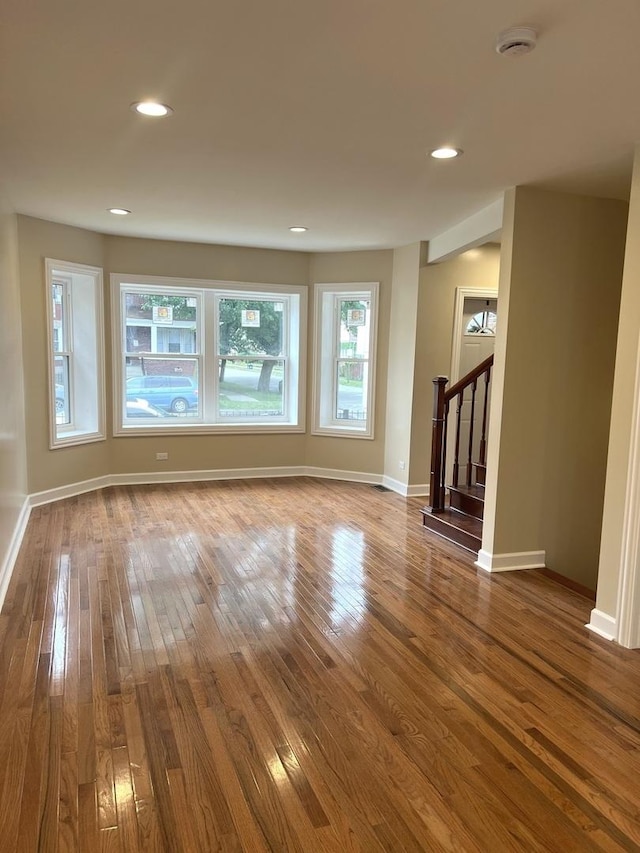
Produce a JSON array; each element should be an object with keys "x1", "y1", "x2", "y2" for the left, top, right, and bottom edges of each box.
[{"x1": 459, "y1": 297, "x2": 497, "y2": 376}]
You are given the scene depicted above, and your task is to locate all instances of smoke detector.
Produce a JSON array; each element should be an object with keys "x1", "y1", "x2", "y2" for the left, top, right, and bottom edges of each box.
[{"x1": 495, "y1": 27, "x2": 537, "y2": 57}]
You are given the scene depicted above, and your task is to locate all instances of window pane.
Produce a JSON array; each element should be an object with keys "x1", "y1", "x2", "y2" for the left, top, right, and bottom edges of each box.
[
  {"x1": 125, "y1": 292, "x2": 197, "y2": 355},
  {"x1": 218, "y1": 358, "x2": 284, "y2": 418},
  {"x1": 55, "y1": 355, "x2": 71, "y2": 425},
  {"x1": 52, "y1": 283, "x2": 65, "y2": 353},
  {"x1": 465, "y1": 310, "x2": 497, "y2": 335},
  {"x1": 335, "y1": 361, "x2": 368, "y2": 421},
  {"x1": 125, "y1": 358, "x2": 199, "y2": 417},
  {"x1": 218, "y1": 298, "x2": 284, "y2": 357},
  {"x1": 338, "y1": 299, "x2": 370, "y2": 360}
]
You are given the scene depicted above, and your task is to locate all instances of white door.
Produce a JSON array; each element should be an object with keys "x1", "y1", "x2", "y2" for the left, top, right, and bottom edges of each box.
[
  {"x1": 459, "y1": 297, "x2": 497, "y2": 376},
  {"x1": 447, "y1": 296, "x2": 497, "y2": 486}
]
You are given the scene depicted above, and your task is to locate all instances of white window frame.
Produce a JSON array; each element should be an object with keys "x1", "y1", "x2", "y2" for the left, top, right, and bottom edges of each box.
[
  {"x1": 45, "y1": 259, "x2": 106, "y2": 449},
  {"x1": 112, "y1": 274, "x2": 306, "y2": 435},
  {"x1": 312, "y1": 282, "x2": 379, "y2": 439}
]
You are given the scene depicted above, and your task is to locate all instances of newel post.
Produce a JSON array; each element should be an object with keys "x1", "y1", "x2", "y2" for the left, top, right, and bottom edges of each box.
[{"x1": 429, "y1": 376, "x2": 448, "y2": 511}]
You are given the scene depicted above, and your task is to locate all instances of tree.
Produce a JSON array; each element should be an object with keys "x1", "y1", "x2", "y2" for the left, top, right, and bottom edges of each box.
[
  {"x1": 218, "y1": 299, "x2": 283, "y2": 391},
  {"x1": 137, "y1": 294, "x2": 196, "y2": 321}
]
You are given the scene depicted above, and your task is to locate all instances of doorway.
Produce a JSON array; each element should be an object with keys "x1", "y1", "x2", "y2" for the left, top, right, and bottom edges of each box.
[{"x1": 448, "y1": 288, "x2": 498, "y2": 485}]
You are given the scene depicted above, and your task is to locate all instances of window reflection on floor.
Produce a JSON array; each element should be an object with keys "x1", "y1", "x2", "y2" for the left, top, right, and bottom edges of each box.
[{"x1": 329, "y1": 525, "x2": 365, "y2": 629}]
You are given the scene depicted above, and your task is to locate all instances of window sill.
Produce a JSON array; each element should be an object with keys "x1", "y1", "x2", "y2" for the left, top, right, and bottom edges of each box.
[
  {"x1": 311, "y1": 425, "x2": 374, "y2": 439},
  {"x1": 51, "y1": 430, "x2": 106, "y2": 450},
  {"x1": 114, "y1": 423, "x2": 305, "y2": 437}
]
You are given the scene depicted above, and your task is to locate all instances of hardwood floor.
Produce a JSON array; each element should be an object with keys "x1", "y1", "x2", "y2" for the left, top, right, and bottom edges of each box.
[{"x1": 1, "y1": 477, "x2": 640, "y2": 851}]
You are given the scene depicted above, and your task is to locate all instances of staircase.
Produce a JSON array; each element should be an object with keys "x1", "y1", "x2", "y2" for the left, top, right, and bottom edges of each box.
[{"x1": 421, "y1": 356, "x2": 493, "y2": 553}]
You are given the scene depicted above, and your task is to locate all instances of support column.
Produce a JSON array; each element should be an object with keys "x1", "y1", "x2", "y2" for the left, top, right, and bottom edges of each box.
[{"x1": 591, "y1": 145, "x2": 640, "y2": 646}]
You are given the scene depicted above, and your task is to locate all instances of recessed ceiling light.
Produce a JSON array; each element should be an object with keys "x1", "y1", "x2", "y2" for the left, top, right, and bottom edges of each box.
[
  {"x1": 429, "y1": 147, "x2": 463, "y2": 160},
  {"x1": 131, "y1": 101, "x2": 173, "y2": 117},
  {"x1": 108, "y1": 208, "x2": 131, "y2": 215},
  {"x1": 289, "y1": 226, "x2": 308, "y2": 233}
]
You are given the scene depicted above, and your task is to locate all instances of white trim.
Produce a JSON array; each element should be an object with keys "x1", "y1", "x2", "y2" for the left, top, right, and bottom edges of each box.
[
  {"x1": 46, "y1": 259, "x2": 106, "y2": 450},
  {"x1": 406, "y1": 483, "x2": 430, "y2": 498},
  {"x1": 475, "y1": 548, "x2": 546, "y2": 572},
  {"x1": 27, "y1": 467, "x2": 413, "y2": 507},
  {"x1": 111, "y1": 274, "x2": 307, "y2": 436},
  {"x1": 586, "y1": 608, "x2": 617, "y2": 642},
  {"x1": 382, "y1": 475, "x2": 408, "y2": 495},
  {"x1": 304, "y1": 466, "x2": 382, "y2": 486},
  {"x1": 380, "y1": 476, "x2": 429, "y2": 497},
  {"x1": 115, "y1": 423, "x2": 307, "y2": 437},
  {"x1": 613, "y1": 332, "x2": 640, "y2": 648},
  {"x1": 0, "y1": 498, "x2": 31, "y2": 611},
  {"x1": 110, "y1": 466, "x2": 308, "y2": 486},
  {"x1": 450, "y1": 287, "x2": 499, "y2": 382},
  {"x1": 29, "y1": 475, "x2": 113, "y2": 507},
  {"x1": 312, "y1": 282, "x2": 379, "y2": 439},
  {"x1": 427, "y1": 198, "x2": 504, "y2": 264}
]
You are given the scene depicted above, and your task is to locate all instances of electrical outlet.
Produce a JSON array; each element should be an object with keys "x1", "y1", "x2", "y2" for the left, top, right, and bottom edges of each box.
[
  {"x1": 399, "y1": 460, "x2": 406, "y2": 470},
  {"x1": 156, "y1": 452, "x2": 168, "y2": 461}
]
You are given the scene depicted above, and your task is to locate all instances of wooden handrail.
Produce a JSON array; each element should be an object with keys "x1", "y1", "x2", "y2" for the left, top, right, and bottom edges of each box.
[
  {"x1": 427, "y1": 354, "x2": 494, "y2": 513},
  {"x1": 444, "y1": 355, "x2": 494, "y2": 403}
]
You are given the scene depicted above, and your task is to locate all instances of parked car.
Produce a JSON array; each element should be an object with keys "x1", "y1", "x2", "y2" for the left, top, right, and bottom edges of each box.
[
  {"x1": 55, "y1": 383, "x2": 65, "y2": 413},
  {"x1": 125, "y1": 375, "x2": 198, "y2": 413},
  {"x1": 125, "y1": 398, "x2": 170, "y2": 418}
]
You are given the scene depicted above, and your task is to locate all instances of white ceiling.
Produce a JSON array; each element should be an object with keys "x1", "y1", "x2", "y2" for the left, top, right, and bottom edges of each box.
[{"x1": 1, "y1": 0, "x2": 639, "y2": 252}]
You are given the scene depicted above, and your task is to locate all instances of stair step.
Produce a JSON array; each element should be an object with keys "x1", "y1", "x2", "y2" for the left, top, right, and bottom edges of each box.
[
  {"x1": 449, "y1": 484, "x2": 485, "y2": 520},
  {"x1": 420, "y1": 507, "x2": 482, "y2": 553}
]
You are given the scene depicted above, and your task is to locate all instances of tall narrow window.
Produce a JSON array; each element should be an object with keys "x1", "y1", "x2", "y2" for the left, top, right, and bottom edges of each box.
[
  {"x1": 313, "y1": 282, "x2": 378, "y2": 438},
  {"x1": 46, "y1": 259, "x2": 105, "y2": 448}
]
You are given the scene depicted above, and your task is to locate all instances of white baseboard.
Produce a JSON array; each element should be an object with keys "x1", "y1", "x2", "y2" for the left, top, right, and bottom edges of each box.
[
  {"x1": 406, "y1": 483, "x2": 429, "y2": 498},
  {"x1": 475, "y1": 548, "x2": 546, "y2": 573},
  {"x1": 110, "y1": 466, "x2": 308, "y2": 487},
  {"x1": 0, "y1": 497, "x2": 30, "y2": 610},
  {"x1": 29, "y1": 475, "x2": 112, "y2": 507},
  {"x1": 380, "y1": 476, "x2": 429, "y2": 498},
  {"x1": 381, "y1": 475, "x2": 406, "y2": 495},
  {"x1": 27, "y1": 466, "x2": 414, "y2": 507},
  {"x1": 305, "y1": 467, "x2": 382, "y2": 486},
  {"x1": 585, "y1": 608, "x2": 617, "y2": 641}
]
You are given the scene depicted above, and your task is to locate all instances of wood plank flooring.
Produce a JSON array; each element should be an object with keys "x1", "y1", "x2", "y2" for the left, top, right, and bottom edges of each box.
[{"x1": 1, "y1": 477, "x2": 640, "y2": 851}]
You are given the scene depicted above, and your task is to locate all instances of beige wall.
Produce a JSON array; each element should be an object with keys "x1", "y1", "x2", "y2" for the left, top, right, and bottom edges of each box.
[
  {"x1": 0, "y1": 202, "x2": 27, "y2": 575},
  {"x1": 306, "y1": 250, "x2": 394, "y2": 473},
  {"x1": 105, "y1": 236, "x2": 309, "y2": 284},
  {"x1": 17, "y1": 216, "x2": 109, "y2": 494},
  {"x1": 412, "y1": 244, "x2": 501, "y2": 485},
  {"x1": 596, "y1": 150, "x2": 640, "y2": 616},
  {"x1": 485, "y1": 187, "x2": 627, "y2": 589},
  {"x1": 384, "y1": 243, "x2": 422, "y2": 486}
]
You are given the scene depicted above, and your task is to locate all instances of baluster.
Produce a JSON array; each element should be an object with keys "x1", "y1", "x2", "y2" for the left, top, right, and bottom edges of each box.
[
  {"x1": 442, "y1": 399, "x2": 449, "y2": 505},
  {"x1": 479, "y1": 365, "x2": 491, "y2": 466},
  {"x1": 452, "y1": 391, "x2": 463, "y2": 488},
  {"x1": 429, "y1": 376, "x2": 448, "y2": 511},
  {"x1": 467, "y1": 378, "x2": 478, "y2": 487}
]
